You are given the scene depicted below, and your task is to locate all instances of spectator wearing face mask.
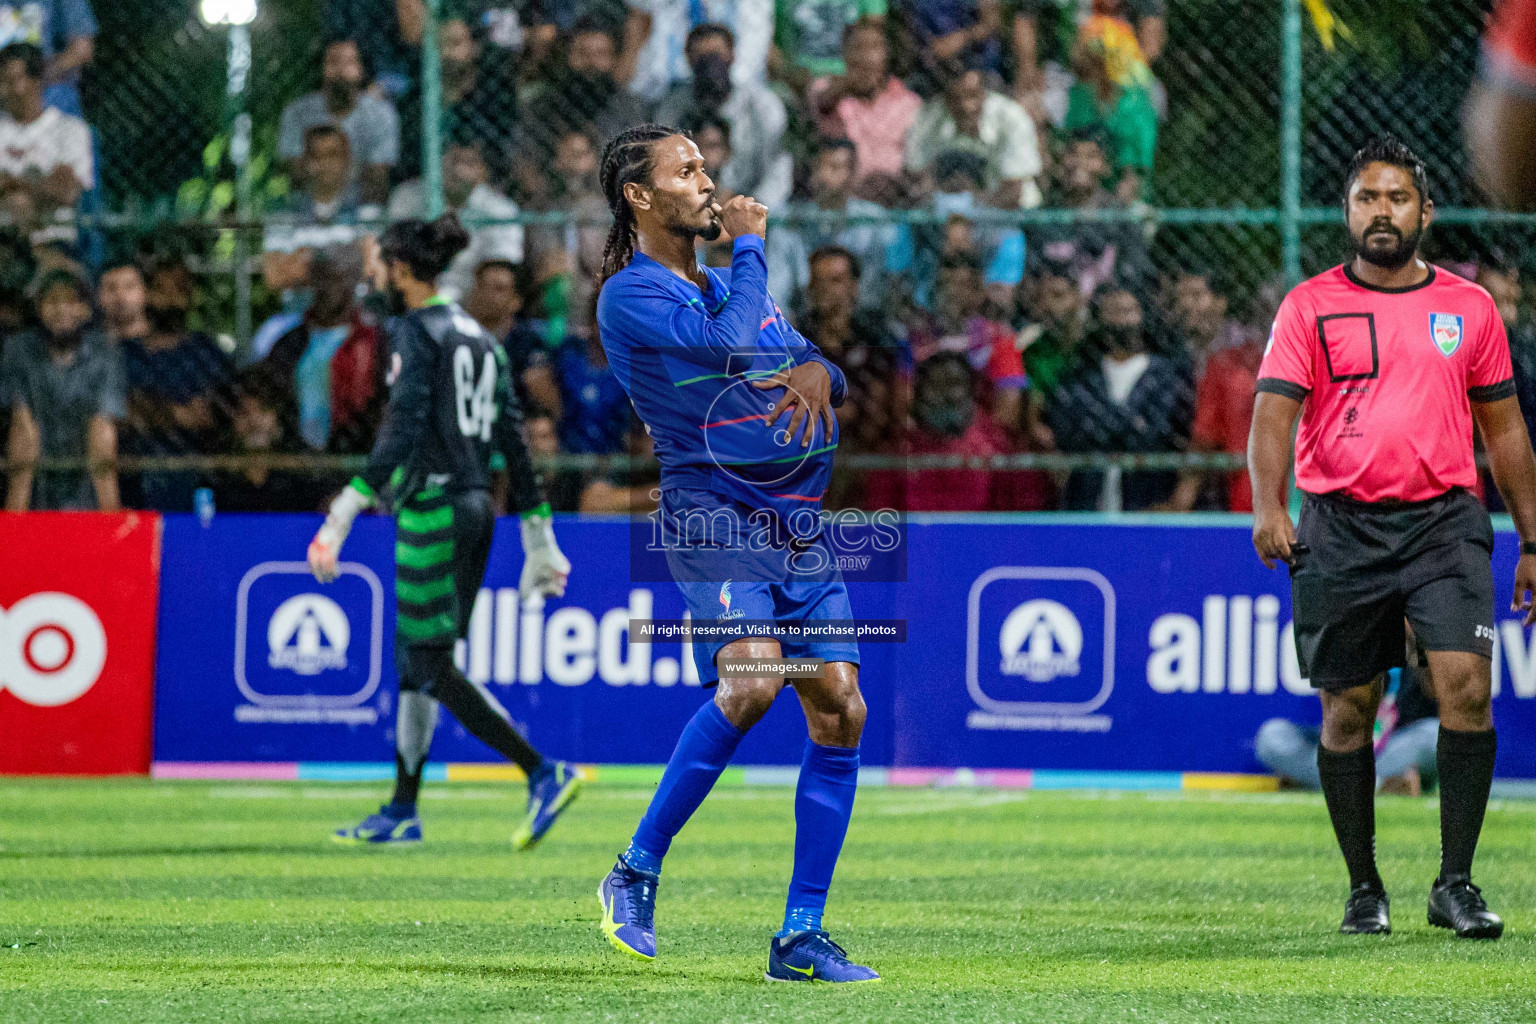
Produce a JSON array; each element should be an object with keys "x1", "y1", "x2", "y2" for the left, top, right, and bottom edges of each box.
[
  {"x1": 388, "y1": 137, "x2": 523, "y2": 301},
  {"x1": 277, "y1": 38, "x2": 400, "y2": 205},
  {"x1": 2, "y1": 266, "x2": 122, "y2": 510},
  {"x1": 653, "y1": 23, "x2": 791, "y2": 208},
  {"x1": 864, "y1": 351, "x2": 1050, "y2": 511},
  {"x1": 118, "y1": 257, "x2": 234, "y2": 511},
  {"x1": 215, "y1": 363, "x2": 322, "y2": 513},
  {"x1": 396, "y1": 15, "x2": 518, "y2": 183},
  {"x1": 1158, "y1": 269, "x2": 1265, "y2": 513},
  {"x1": 625, "y1": 0, "x2": 773, "y2": 102},
  {"x1": 1046, "y1": 282, "x2": 1191, "y2": 511},
  {"x1": 900, "y1": 148, "x2": 1026, "y2": 308},
  {"x1": 519, "y1": 17, "x2": 645, "y2": 164}
]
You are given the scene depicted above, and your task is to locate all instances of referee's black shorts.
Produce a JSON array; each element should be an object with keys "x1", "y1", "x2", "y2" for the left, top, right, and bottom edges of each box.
[{"x1": 1289, "y1": 487, "x2": 1496, "y2": 691}]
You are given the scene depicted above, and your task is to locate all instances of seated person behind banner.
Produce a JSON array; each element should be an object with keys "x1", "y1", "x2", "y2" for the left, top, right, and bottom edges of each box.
[
  {"x1": 119, "y1": 257, "x2": 234, "y2": 512},
  {"x1": 864, "y1": 351, "x2": 1052, "y2": 511},
  {"x1": 260, "y1": 245, "x2": 385, "y2": 459},
  {"x1": 1046, "y1": 281, "x2": 1191, "y2": 511},
  {"x1": 1257, "y1": 656, "x2": 1441, "y2": 797},
  {"x1": 2, "y1": 266, "x2": 121, "y2": 510},
  {"x1": 214, "y1": 363, "x2": 324, "y2": 513}
]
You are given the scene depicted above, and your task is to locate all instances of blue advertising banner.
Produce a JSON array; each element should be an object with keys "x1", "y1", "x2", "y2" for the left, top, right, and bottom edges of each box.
[{"x1": 153, "y1": 514, "x2": 1536, "y2": 776}]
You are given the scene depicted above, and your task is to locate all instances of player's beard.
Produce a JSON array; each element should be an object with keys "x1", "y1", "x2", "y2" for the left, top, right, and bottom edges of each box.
[
  {"x1": 383, "y1": 283, "x2": 409, "y2": 316},
  {"x1": 1352, "y1": 219, "x2": 1422, "y2": 270}
]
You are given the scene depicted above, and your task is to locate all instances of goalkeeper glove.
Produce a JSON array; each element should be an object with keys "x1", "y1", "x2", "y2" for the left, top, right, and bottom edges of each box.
[
  {"x1": 518, "y1": 503, "x2": 570, "y2": 599},
  {"x1": 308, "y1": 480, "x2": 372, "y2": 583}
]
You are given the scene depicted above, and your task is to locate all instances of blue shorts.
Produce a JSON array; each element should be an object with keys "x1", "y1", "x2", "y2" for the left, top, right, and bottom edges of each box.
[{"x1": 662, "y1": 488, "x2": 860, "y2": 685}]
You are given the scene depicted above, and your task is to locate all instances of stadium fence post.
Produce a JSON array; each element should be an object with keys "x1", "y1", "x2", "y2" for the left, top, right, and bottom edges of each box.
[
  {"x1": 1280, "y1": 0, "x2": 1302, "y2": 287},
  {"x1": 421, "y1": 0, "x2": 446, "y2": 219}
]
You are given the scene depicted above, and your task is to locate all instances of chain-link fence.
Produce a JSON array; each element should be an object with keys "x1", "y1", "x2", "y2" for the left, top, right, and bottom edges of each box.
[{"x1": 0, "y1": 0, "x2": 1527, "y2": 515}]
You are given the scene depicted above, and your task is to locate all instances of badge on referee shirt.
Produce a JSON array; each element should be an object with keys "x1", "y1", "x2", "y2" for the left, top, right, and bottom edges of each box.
[{"x1": 1430, "y1": 312, "x2": 1463, "y2": 357}]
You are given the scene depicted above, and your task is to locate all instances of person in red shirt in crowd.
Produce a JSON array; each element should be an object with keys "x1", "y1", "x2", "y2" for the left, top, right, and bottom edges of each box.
[
  {"x1": 1159, "y1": 272, "x2": 1275, "y2": 512},
  {"x1": 908, "y1": 250, "x2": 1026, "y2": 431},
  {"x1": 863, "y1": 351, "x2": 1051, "y2": 511},
  {"x1": 1468, "y1": 0, "x2": 1536, "y2": 208},
  {"x1": 1250, "y1": 135, "x2": 1536, "y2": 942}
]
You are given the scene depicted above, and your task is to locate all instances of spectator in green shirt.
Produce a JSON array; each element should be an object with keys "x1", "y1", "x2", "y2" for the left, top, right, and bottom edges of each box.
[
  {"x1": 771, "y1": 0, "x2": 886, "y2": 92},
  {"x1": 1063, "y1": 35, "x2": 1156, "y2": 196}
]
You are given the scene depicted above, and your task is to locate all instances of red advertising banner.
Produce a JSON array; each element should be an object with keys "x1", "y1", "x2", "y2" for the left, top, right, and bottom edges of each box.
[{"x1": 0, "y1": 512, "x2": 161, "y2": 774}]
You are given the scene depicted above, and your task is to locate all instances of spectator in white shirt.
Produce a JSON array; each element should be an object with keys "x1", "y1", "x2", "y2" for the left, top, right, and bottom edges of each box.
[
  {"x1": 387, "y1": 138, "x2": 522, "y2": 302},
  {"x1": 277, "y1": 38, "x2": 399, "y2": 204},
  {"x1": 0, "y1": 42, "x2": 89, "y2": 250},
  {"x1": 653, "y1": 23, "x2": 791, "y2": 208},
  {"x1": 905, "y1": 64, "x2": 1043, "y2": 209}
]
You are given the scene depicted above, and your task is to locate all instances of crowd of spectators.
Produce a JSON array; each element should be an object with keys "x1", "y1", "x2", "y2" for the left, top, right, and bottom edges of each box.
[{"x1": 0, "y1": 0, "x2": 1522, "y2": 516}]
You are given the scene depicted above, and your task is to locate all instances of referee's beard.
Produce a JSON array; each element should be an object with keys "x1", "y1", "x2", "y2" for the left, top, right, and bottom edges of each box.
[{"x1": 1351, "y1": 220, "x2": 1422, "y2": 270}]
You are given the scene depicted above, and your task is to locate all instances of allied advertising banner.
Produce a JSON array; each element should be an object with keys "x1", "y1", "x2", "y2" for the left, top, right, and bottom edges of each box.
[
  {"x1": 0, "y1": 512, "x2": 161, "y2": 774},
  {"x1": 152, "y1": 514, "x2": 1536, "y2": 777}
]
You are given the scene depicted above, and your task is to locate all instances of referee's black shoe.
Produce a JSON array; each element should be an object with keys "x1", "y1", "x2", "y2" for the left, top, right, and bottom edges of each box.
[
  {"x1": 1340, "y1": 883, "x2": 1391, "y2": 935},
  {"x1": 1428, "y1": 876, "x2": 1504, "y2": 939}
]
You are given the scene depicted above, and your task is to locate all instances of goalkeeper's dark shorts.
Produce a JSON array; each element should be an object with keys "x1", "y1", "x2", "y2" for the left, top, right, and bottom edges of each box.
[{"x1": 394, "y1": 486, "x2": 494, "y2": 649}]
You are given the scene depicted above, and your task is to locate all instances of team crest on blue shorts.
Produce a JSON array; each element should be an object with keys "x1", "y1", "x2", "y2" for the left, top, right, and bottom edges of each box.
[{"x1": 1430, "y1": 312, "x2": 1463, "y2": 357}]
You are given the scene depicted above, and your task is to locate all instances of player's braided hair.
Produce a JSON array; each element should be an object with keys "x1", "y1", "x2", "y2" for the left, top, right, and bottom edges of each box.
[{"x1": 599, "y1": 123, "x2": 684, "y2": 285}]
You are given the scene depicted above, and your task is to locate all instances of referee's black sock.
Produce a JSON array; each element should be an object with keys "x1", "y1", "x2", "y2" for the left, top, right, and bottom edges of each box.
[
  {"x1": 1317, "y1": 742, "x2": 1382, "y2": 891},
  {"x1": 1436, "y1": 726, "x2": 1497, "y2": 881},
  {"x1": 411, "y1": 647, "x2": 545, "y2": 778}
]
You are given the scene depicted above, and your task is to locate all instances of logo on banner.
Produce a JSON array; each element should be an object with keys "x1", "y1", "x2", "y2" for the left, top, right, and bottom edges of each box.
[
  {"x1": 235, "y1": 561, "x2": 383, "y2": 724},
  {"x1": 267, "y1": 594, "x2": 350, "y2": 675},
  {"x1": 966, "y1": 568, "x2": 1115, "y2": 732},
  {"x1": 0, "y1": 592, "x2": 106, "y2": 707},
  {"x1": 1430, "y1": 312, "x2": 1463, "y2": 357},
  {"x1": 999, "y1": 600, "x2": 1082, "y2": 681}
]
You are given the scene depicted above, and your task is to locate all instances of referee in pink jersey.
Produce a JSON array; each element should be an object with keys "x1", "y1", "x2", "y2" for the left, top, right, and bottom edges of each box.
[{"x1": 1250, "y1": 136, "x2": 1536, "y2": 940}]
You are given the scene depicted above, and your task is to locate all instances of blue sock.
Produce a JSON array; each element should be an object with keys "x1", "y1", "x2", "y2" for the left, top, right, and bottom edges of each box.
[
  {"x1": 780, "y1": 741, "x2": 860, "y2": 937},
  {"x1": 382, "y1": 801, "x2": 416, "y2": 820},
  {"x1": 624, "y1": 700, "x2": 745, "y2": 876}
]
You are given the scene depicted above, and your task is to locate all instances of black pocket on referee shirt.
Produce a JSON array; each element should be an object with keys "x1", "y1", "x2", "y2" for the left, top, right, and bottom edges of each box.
[{"x1": 1316, "y1": 313, "x2": 1379, "y2": 382}]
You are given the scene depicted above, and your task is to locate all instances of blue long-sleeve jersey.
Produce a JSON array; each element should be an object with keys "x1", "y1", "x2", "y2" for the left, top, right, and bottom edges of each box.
[{"x1": 596, "y1": 235, "x2": 847, "y2": 523}]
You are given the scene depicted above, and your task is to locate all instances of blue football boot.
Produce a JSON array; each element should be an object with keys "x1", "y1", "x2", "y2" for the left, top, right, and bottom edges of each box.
[
  {"x1": 513, "y1": 760, "x2": 582, "y2": 849},
  {"x1": 766, "y1": 930, "x2": 881, "y2": 983},
  {"x1": 332, "y1": 805, "x2": 422, "y2": 845},
  {"x1": 598, "y1": 858, "x2": 659, "y2": 961}
]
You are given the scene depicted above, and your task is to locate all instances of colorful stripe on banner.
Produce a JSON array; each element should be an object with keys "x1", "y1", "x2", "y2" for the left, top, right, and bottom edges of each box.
[{"x1": 151, "y1": 762, "x2": 1281, "y2": 792}]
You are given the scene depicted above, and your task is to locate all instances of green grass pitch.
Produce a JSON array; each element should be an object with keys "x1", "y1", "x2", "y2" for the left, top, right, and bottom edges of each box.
[{"x1": 4, "y1": 777, "x2": 1536, "y2": 1023}]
